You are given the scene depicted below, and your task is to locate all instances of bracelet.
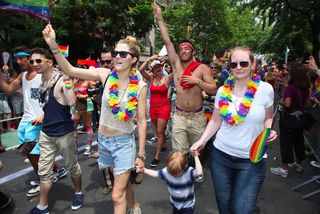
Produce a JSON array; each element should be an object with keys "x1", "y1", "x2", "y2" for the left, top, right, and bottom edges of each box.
[
  {"x1": 51, "y1": 48, "x2": 60, "y2": 54},
  {"x1": 64, "y1": 81, "x2": 72, "y2": 89},
  {"x1": 198, "y1": 80, "x2": 203, "y2": 86}
]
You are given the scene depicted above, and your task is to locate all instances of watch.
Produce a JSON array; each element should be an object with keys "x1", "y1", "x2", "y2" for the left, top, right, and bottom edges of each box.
[{"x1": 137, "y1": 154, "x2": 146, "y2": 161}]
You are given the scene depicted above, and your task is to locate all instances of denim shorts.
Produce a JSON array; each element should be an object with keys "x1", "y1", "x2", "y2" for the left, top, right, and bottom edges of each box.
[{"x1": 98, "y1": 133, "x2": 136, "y2": 175}]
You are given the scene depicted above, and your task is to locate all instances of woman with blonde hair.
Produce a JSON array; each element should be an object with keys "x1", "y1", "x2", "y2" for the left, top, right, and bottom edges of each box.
[
  {"x1": 191, "y1": 47, "x2": 277, "y2": 214},
  {"x1": 42, "y1": 24, "x2": 147, "y2": 214}
]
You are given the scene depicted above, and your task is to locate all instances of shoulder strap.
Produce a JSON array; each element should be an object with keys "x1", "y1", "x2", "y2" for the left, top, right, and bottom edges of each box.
[{"x1": 103, "y1": 74, "x2": 110, "y2": 88}]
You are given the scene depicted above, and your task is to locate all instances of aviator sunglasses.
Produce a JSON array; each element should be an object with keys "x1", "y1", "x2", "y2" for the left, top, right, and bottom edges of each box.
[
  {"x1": 100, "y1": 60, "x2": 112, "y2": 64},
  {"x1": 111, "y1": 51, "x2": 133, "y2": 58},
  {"x1": 230, "y1": 61, "x2": 249, "y2": 69},
  {"x1": 29, "y1": 58, "x2": 50, "y2": 65}
]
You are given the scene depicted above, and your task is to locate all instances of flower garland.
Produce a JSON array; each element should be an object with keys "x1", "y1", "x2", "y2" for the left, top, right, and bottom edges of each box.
[
  {"x1": 108, "y1": 68, "x2": 139, "y2": 121},
  {"x1": 218, "y1": 73, "x2": 261, "y2": 125}
]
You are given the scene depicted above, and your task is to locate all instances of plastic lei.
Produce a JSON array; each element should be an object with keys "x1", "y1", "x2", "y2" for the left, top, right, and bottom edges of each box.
[
  {"x1": 108, "y1": 68, "x2": 139, "y2": 121},
  {"x1": 218, "y1": 73, "x2": 261, "y2": 125}
]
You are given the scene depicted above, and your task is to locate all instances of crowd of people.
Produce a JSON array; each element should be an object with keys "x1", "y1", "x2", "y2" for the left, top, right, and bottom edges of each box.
[{"x1": 0, "y1": 4, "x2": 320, "y2": 214}]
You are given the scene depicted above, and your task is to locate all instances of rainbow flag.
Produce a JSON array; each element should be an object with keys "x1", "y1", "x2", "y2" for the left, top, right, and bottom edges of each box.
[
  {"x1": 250, "y1": 128, "x2": 271, "y2": 163},
  {"x1": 59, "y1": 45, "x2": 69, "y2": 58},
  {"x1": 0, "y1": 0, "x2": 50, "y2": 21},
  {"x1": 211, "y1": 53, "x2": 217, "y2": 62}
]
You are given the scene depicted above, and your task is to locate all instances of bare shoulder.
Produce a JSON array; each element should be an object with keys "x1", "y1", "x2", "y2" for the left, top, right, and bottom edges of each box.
[
  {"x1": 198, "y1": 63, "x2": 210, "y2": 73},
  {"x1": 96, "y1": 68, "x2": 111, "y2": 83}
]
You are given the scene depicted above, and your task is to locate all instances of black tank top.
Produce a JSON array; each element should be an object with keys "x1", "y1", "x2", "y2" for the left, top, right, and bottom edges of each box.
[{"x1": 42, "y1": 76, "x2": 74, "y2": 136}]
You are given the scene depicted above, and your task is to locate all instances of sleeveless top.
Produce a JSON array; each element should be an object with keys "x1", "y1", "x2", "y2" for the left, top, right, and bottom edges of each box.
[
  {"x1": 42, "y1": 76, "x2": 74, "y2": 136},
  {"x1": 21, "y1": 72, "x2": 43, "y2": 122},
  {"x1": 99, "y1": 78, "x2": 147, "y2": 133},
  {"x1": 150, "y1": 83, "x2": 170, "y2": 106}
]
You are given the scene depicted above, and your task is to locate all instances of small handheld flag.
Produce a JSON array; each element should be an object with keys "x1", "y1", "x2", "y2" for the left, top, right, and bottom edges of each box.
[{"x1": 59, "y1": 45, "x2": 69, "y2": 58}]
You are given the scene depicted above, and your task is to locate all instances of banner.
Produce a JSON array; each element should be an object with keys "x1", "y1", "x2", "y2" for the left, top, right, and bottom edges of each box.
[{"x1": 0, "y1": 0, "x2": 50, "y2": 21}]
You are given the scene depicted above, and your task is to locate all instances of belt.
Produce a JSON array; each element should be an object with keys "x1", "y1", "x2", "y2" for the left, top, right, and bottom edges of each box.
[{"x1": 175, "y1": 106, "x2": 203, "y2": 115}]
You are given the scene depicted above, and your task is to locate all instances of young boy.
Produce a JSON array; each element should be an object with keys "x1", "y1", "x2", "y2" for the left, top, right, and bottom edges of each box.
[{"x1": 140, "y1": 151, "x2": 203, "y2": 214}]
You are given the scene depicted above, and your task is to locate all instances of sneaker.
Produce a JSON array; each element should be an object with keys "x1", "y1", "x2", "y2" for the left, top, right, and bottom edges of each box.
[
  {"x1": 135, "y1": 173, "x2": 144, "y2": 184},
  {"x1": 147, "y1": 137, "x2": 157, "y2": 144},
  {"x1": 310, "y1": 160, "x2": 320, "y2": 168},
  {"x1": 83, "y1": 146, "x2": 91, "y2": 156},
  {"x1": 55, "y1": 167, "x2": 68, "y2": 180},
  {"x1": 127, "y1": 206, "x2": 141, "y2": 214},
  {"x1": 26, "y1": 185, "x2": 40, "y2": 197},
  {"x1": 30, "y1": 180, "x2": 40, "y2": 186},
  {"x1": 195, "y1": 175, "x2": 204, "y2": 183},
  {"x1": 270, "y1": 167, "x2": 288, "y2": 178},
  {"x1": 165, "y1": 130, "x2": 171, "y2": 139},
  {"x1": 150, "y1": 159, "x2": 160, "y2": 167},
  {"x1": 29, "y1": 206, "x2": 49, "y2": 214},
  {"x1": 0, "y1": 192, "x2": 12, "y2": 209},
  {"x1": 71, "y1": 193, "x2": 84, "y2": 210},
  {"x1": 288, "y1": 162, "x2": 303, "y2": 172},
  {"x1": 24, "y1": 158, "x2": 30, "y2": 164},
  {"x1": 102, "y1": 186, "x2": 112, "y2": 195}
]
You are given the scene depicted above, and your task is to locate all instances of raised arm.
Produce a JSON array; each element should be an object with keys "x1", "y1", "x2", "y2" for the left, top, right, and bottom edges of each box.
[
  {"x1": 0, "y1": 72, "x2": 22, "y2": 95},
  {"x1": 138, "y1": 55, "x2": 158, "y2": 82},
  {"x1": 42, "y1": 24, "x2": 108, "y2": 82},
  {"x1": 154, "y1": 4, "x2": 179, "y2": 66}
]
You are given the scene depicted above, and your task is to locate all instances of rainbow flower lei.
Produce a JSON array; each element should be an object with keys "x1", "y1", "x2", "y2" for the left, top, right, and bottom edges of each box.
[
  {"x1": 312, "y1": 77, "x2": 320, "y2": 99},
  {"x1": 218, "y1": 73, "x2": 261, "y2": 125},
  {"x1": 108, "y1": 68, "x2": 139, "y2": 121}
]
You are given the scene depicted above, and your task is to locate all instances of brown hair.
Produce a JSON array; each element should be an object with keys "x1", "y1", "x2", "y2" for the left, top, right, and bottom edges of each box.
[
  {"x1": 229, "y1": 46, "x2": 254, "y2": 63},
  {"x1": 117, "y1": 36, "x2": 141, "y2": 66},
  {"x1": 167, "y1": 151, "x2": 187, "y2": 177}
]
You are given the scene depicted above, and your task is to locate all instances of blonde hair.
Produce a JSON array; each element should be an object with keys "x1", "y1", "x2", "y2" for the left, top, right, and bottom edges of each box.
[
  {"x1": 117, "y1": 36, "x2": 141, "y2": 65},
  {"x1": 229, "y1": 46, "x2": 254, "y2": 63},
  {"x1": 167, "y1": 151, "x2": 187, "y2": 177}
]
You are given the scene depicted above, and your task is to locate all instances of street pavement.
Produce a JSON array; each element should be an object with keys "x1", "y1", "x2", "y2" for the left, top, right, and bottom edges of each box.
[{"x1": 0, "y1": 120, "x2": 320, "y2": 214}]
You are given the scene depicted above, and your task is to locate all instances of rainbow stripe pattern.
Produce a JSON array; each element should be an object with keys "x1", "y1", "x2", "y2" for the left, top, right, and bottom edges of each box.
[
  {"x1": 250, "y1": 128, "x2": 271, "y2": 163},
  {"x1": 0, "y1": 0, "x2": 50, "y2": 21},
  {"x1": 59, "y1": 45, "x2": 69, "y2": 58}
]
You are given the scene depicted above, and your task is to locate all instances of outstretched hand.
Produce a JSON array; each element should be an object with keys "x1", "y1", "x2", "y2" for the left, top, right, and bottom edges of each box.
[
  {"x1": 42, "y1": 24, "x2": 57, "y2": 48},
  {"x1": 153, "y1": 4, "x2": 163, "y2": 20}
]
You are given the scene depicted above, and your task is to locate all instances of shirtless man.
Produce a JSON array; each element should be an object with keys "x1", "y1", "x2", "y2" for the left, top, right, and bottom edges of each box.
[{"x1": 154, "y1": 5, "x2": 217, "y2": 159}]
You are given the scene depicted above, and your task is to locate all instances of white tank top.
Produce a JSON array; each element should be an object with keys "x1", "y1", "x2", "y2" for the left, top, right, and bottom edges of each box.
[
  {"x1": 99, "y1": 79, "x2": 147, "y2": 133},
  {"x1": 21, "y1": 72, "x2": 44, "y2": 122}
]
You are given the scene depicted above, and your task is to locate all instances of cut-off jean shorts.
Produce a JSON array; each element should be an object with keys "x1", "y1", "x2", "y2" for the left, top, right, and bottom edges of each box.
[{"x1": 98, "y1": 133, "x2": 136, "y2": 176}]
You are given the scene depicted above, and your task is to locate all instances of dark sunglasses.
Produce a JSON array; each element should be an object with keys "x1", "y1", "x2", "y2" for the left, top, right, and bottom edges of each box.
[
  {"x1": 29, "y1": 58, "x2": 50, "y2": 65},
  {"x1": 111, "y1": 51, "x2": 133, "y2": 58},
  {"x1": 211, "y1": 66, "x2": 218, "y2": 69},
  {"x1": 230, "y1": 61, "x2": 249, "y2": 69},
  {"x1": 100, "y1": 60, "x2": 112, "y2": 64}
]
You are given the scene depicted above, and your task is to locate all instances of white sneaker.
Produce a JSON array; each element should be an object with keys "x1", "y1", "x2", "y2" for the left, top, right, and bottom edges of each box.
[
  {"x1": 83, "y1": 148, "x2": 91, "y2": 156},
  {"x1": 147, "y1": 137, "x2": 157, "y2": 144},
  {"x1": 310, "y1": 161, "x2": 320, "y2": 168},
  {"x1": 127, "y1": 206, "x2": 141, "y2": 214},
  {"x1": 195, "y1": 175, "x2": 204, "y2": 183},
  {"x1": 288, "y1": 162, "x2": 303, "y2": 172},
  {"x1": 26, "y1": 185, "x2": 40, "y2": 197},
  {"x1": 270, "y1": 167, "x2": 288, "y2": 178}
]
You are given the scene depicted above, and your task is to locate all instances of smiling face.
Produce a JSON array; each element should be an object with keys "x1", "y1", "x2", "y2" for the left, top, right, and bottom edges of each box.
[
  {"x1": 29, "y1": 53, "x2": 52, "y2": 74},
  {"x1": 15, "y1": 56, "x2": 31, "y2": 71},
  {"x1": 178, "y1": 45, "x2": 194, "y2": 63},
  {"x1": 230, "y1": 49, "x2": 254, "y2": 81},
  {"x1": 112, "y1": 43, "x2": 137, "y2": 72},
  {"x1": 152, "y1": 64, "x2": 163, "y2": 74}
]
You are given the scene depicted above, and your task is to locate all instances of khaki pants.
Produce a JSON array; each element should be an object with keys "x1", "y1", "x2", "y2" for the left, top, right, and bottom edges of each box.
[
  {"x1": 38, "y1": 131, "x2": 81, "y2": 182},
  {"x1": 172, "y1": 111, "x2": 206, "y2": 154}
]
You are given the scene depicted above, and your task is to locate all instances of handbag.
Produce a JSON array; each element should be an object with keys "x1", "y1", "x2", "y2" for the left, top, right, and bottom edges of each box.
[{"x1": 281, "y1": 90, "x2": 317, "y2": 130}]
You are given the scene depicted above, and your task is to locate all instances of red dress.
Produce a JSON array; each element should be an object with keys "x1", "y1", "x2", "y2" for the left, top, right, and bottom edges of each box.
[{"x1": 149, "y1": 83, "x2": 171, "y2": 120}]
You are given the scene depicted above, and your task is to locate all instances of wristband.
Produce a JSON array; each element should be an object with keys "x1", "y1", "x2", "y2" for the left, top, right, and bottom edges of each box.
[
  {"x1": 64, "y1": 81, "x2": 72, "y2": 89},
  {"x1": 51, "y1": 48, "x2": 60, "y2": 54}
]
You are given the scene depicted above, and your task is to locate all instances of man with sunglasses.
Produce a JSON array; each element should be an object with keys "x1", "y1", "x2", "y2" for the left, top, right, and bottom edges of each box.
[
  {"x1": 99, "y1": 48, "x2": 113, "y2": 69},
  {"x1": 154, "y1": 4, "x2": 216, "y2": 182},
  {"x1": 27, "y1": 48, "x2": 83, "y2": 214},
  {"x1": 0, "y1": 46, "x2": 67, "y2": 199}
]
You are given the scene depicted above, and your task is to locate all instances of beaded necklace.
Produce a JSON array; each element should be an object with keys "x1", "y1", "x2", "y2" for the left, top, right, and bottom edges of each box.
[
  {"x1": 108, "y1": 68, "x2": 139, "y2": 121},
  {"x1": 218, "y1": 73, "x2": 261, "y2": 125}
]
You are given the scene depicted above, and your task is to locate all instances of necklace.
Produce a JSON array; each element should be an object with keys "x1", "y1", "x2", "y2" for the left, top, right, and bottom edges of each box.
[
  {"x1": 218, "y1": 73, "x2": 261, "y2": 125},
  {"x1": 39, "y1": 69, "x2": 60, "y2": 107},
  {"x1": 108, "y1": 68, "x2": 139, "y2": 121}
]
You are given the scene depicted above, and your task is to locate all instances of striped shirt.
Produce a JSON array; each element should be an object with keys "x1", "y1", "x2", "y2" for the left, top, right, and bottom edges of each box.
[{"x1": 157, "y1": 166, "x2": 196, "y2": 210}]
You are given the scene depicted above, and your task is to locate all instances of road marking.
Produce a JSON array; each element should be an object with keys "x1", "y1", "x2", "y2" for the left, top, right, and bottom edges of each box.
[{"x1": 0, "y1": 141, "x2": 98, "y2": 185}]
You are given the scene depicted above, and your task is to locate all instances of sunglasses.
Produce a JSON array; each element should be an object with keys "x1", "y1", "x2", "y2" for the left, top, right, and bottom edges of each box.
[
  {"x1": 100, "y1": 60, "x2": 112, "y2": 64},
  {"x1": 230, "y1": 61, "x2": 249, "y2": 69},
  {"x1": 111, "y1": 51, "x2": 133, "y2": 58},
  {"x1": 29, "y1": 58, "x2": 50, "y2": 65},
  {"x1": 211, "y1": 66, "x2": 218, "y2": 69}
]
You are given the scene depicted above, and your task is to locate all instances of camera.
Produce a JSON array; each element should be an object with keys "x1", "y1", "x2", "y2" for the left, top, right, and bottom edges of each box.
[
  {"x1": 303, "y1": 52, "x2": 310, "y2": 64},
  {"x1": 87, "y1": 82, "x2": 103, "y2": 97}
]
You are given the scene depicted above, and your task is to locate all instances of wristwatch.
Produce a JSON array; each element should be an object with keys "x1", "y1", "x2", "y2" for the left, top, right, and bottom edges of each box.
[{"x1": 137, "y1": 154, "x2": 146, "y2": 161}]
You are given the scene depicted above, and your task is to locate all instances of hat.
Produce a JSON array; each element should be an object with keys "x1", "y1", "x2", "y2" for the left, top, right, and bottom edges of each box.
[{"x1": 150, "y1": 60, "x2": 162, "y2": 70}]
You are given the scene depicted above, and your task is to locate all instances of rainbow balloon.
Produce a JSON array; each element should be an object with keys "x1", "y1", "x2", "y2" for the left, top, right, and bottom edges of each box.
[{"x1": 250, "y1": 128, "x2": 271, "y2": 163}]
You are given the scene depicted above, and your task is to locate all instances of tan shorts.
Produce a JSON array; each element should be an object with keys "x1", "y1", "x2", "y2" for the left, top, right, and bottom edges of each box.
[
  {"x1": 38, "y1": 131, "x2": 81, "y2": 182},
  {"x1": 172, "y1": 111, "x2": 206, "y2": 154}
]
